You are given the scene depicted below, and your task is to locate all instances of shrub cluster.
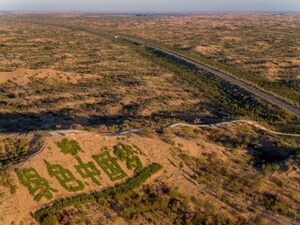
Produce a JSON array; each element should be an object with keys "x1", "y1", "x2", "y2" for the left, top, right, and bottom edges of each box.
[
  {"x1": 0, "y1": 138, "x2": 29, "y2": 169},
  {"x1": 0, "y1": 172, "x2": 17, "y2": 196}
]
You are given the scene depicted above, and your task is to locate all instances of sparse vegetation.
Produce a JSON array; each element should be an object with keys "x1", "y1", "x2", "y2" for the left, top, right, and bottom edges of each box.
[
  {"x1": 0, "y1": 172, "x2": 17, "y2": 196},
  {"x1": 0, "y1": 138, "x2": 30, "y2": 169},
  {"x1": 41, "y1": 215, "x2": 59, "y2": 225},
  {"x1": 0, "y1": 13, "x2": 299, "y2": 225},
  {"x1": 81, "y1": 14, "x2": 300, "y2": 107}
]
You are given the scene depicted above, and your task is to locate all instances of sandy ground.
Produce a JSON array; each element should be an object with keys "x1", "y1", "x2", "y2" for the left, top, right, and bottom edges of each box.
[{"x1": 0, "y1": 68, "x2": 97, "y2": 85}]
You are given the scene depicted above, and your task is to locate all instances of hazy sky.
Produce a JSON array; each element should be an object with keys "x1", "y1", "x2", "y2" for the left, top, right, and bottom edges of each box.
[{"x1": 1, "y1": 0, "x2": 300, "y2": 12}]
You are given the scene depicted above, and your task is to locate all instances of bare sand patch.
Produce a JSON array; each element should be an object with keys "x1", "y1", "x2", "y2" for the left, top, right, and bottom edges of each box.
[
  {"x1": 0, "y1": 68, "x2": 97, "y2": 85},
  {"x1": 194, "y1": 45, "x2": 219, "y2": 55}
]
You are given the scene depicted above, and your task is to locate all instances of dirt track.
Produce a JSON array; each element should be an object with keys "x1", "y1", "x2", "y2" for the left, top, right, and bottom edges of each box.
[
  {"x1": 50, "y1": 120, "x2": 300, "y2": 137},
  {"x1": 4, "y1": 119, "x2": 299, "y2": 173},
  {"x1": 169, "y1": 120, "x2": 300, "y2": 137}
]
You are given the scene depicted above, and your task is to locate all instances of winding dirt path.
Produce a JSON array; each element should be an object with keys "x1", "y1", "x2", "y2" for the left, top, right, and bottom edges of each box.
[
  {"x1": 3, "y1": 119, "x2": 298, "y2": 172},
  {"x1": 49, "y1": 120, "x2": 300, "y2": 137},
  {"x1": 169, "y1": 120, "x2": 300, "y2": 137}
]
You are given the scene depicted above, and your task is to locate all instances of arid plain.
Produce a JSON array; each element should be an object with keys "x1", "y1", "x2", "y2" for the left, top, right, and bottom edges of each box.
[{"x1": 0, "y1": 13, "x2": 299, "y2": 225}]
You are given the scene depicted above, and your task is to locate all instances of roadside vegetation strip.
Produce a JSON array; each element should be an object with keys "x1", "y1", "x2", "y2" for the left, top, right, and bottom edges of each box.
[
  {"x1": 130, "y1": 40, "x2": 299, "y2": 133},
  {"x1": 126, "y1": 34, "x2": 300, "y2": 107},
  {"x1": 116, "y1": 35, "x2": 300, "y2": 118},
  {"x1": 32, "y1": 163, "x2": 163, "y2": 222},
  {"x1": 7, "y1": 20, "x2": 300, "y2": 118}
]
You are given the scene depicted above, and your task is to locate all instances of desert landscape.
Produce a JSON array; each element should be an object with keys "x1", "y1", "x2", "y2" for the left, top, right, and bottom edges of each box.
[{"x1": 0, "y1": 9, "x2": 299, "y2": 225}]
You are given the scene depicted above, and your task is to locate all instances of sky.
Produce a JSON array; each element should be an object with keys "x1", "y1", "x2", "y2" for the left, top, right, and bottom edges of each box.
[{"x1": 1, "y1": 0, "x2": 300, "y2": 12}]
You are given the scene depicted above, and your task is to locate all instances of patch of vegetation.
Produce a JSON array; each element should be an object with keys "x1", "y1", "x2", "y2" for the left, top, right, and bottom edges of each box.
[
  {"x1": 58, "y1": 183, "x2": 239, "y2": 225},
  {"x1": 10, "y1": 221, "x2": 24, "y2": 225},
  {"x1": 248, "y1": 138, "x2": 300, "y2": 173},
  {"x1": 171, "y1": 138, "x2": 300, "y2": 222},
  {"x1": 0, "y1": 138, "x2": 29, "y2": 169},
  {"x1": 41, "y1": 215, "x2": 59, "y2": 225},
  {"x1": 0, "y1": 172, "x2": 17, "y2": 196},
  {"x1": 74, "y1": 156, "x2": 102, "y2": 186},
  {"x1": 16, "y1": 167, "x2": 57, "y2": 201},
  {"x1": 44, "y1": 160, "x2": 85, "y2": 192},
  {"x1": 258, "y1": 193, "x2": 299, "y2": 220},
  {"x1": 56, "y1": 138, "x2": 83, "y2": 156},
  {"x1": 92, "y1": 148, "x2": 127, "y2": 181},
  {"x1": 113, "y1": 143, "x2": 143, "y2": 173}
]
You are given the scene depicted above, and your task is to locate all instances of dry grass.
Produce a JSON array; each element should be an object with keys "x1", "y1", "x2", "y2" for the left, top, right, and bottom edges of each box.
[{"x1": 0, "y1": 19, "x2": 206, "y2": 132}]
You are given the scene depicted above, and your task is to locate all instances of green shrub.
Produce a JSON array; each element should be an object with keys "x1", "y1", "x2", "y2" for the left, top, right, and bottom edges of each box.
[
  {"x1": 0, "y1": 138, "x2": 30, "y2": 169},
  {"x1": 179, "y1": 161, "x2": 184, "y2": 168},
  {"x1": 41, "y1": 215, "x2": 59, "y2": 225},
  {"x1": 0, "y1": 172, "x2": 17, "y2": 194}
]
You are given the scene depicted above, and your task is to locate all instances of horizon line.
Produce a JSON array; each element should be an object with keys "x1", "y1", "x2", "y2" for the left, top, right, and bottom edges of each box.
[{"x1": 1, "y1": 10, "x2": 300, "y2": 14}]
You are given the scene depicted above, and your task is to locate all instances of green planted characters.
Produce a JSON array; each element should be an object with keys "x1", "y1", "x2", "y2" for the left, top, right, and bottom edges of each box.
[
  {"x1": 44, "y1": 160, "x2": 85, "y2": 192},
  {"x1": 56, "y1": 138, "x2": 83, "y2": 156},
  {"x1": 13, "y1": 142, "x2": 148, "y2": 209},
  {"x1": 114, "y1": 143, "x2": 143, "y2": 173},
  {"x1": 74, "y1": 156, "x2": 101, "y2": 186},
  {"x1": 92, "y1": 147, "x2": 127, "y2": 181},
  {"x1": 0, "y1": 172, "x2": 17, "y2": 195},
  {"x1": 16, "y1": 168, "x2": 57, "y2": 201},
  {"x1": 32, "y1": 163, "x2": 163, "y2": 222}
]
